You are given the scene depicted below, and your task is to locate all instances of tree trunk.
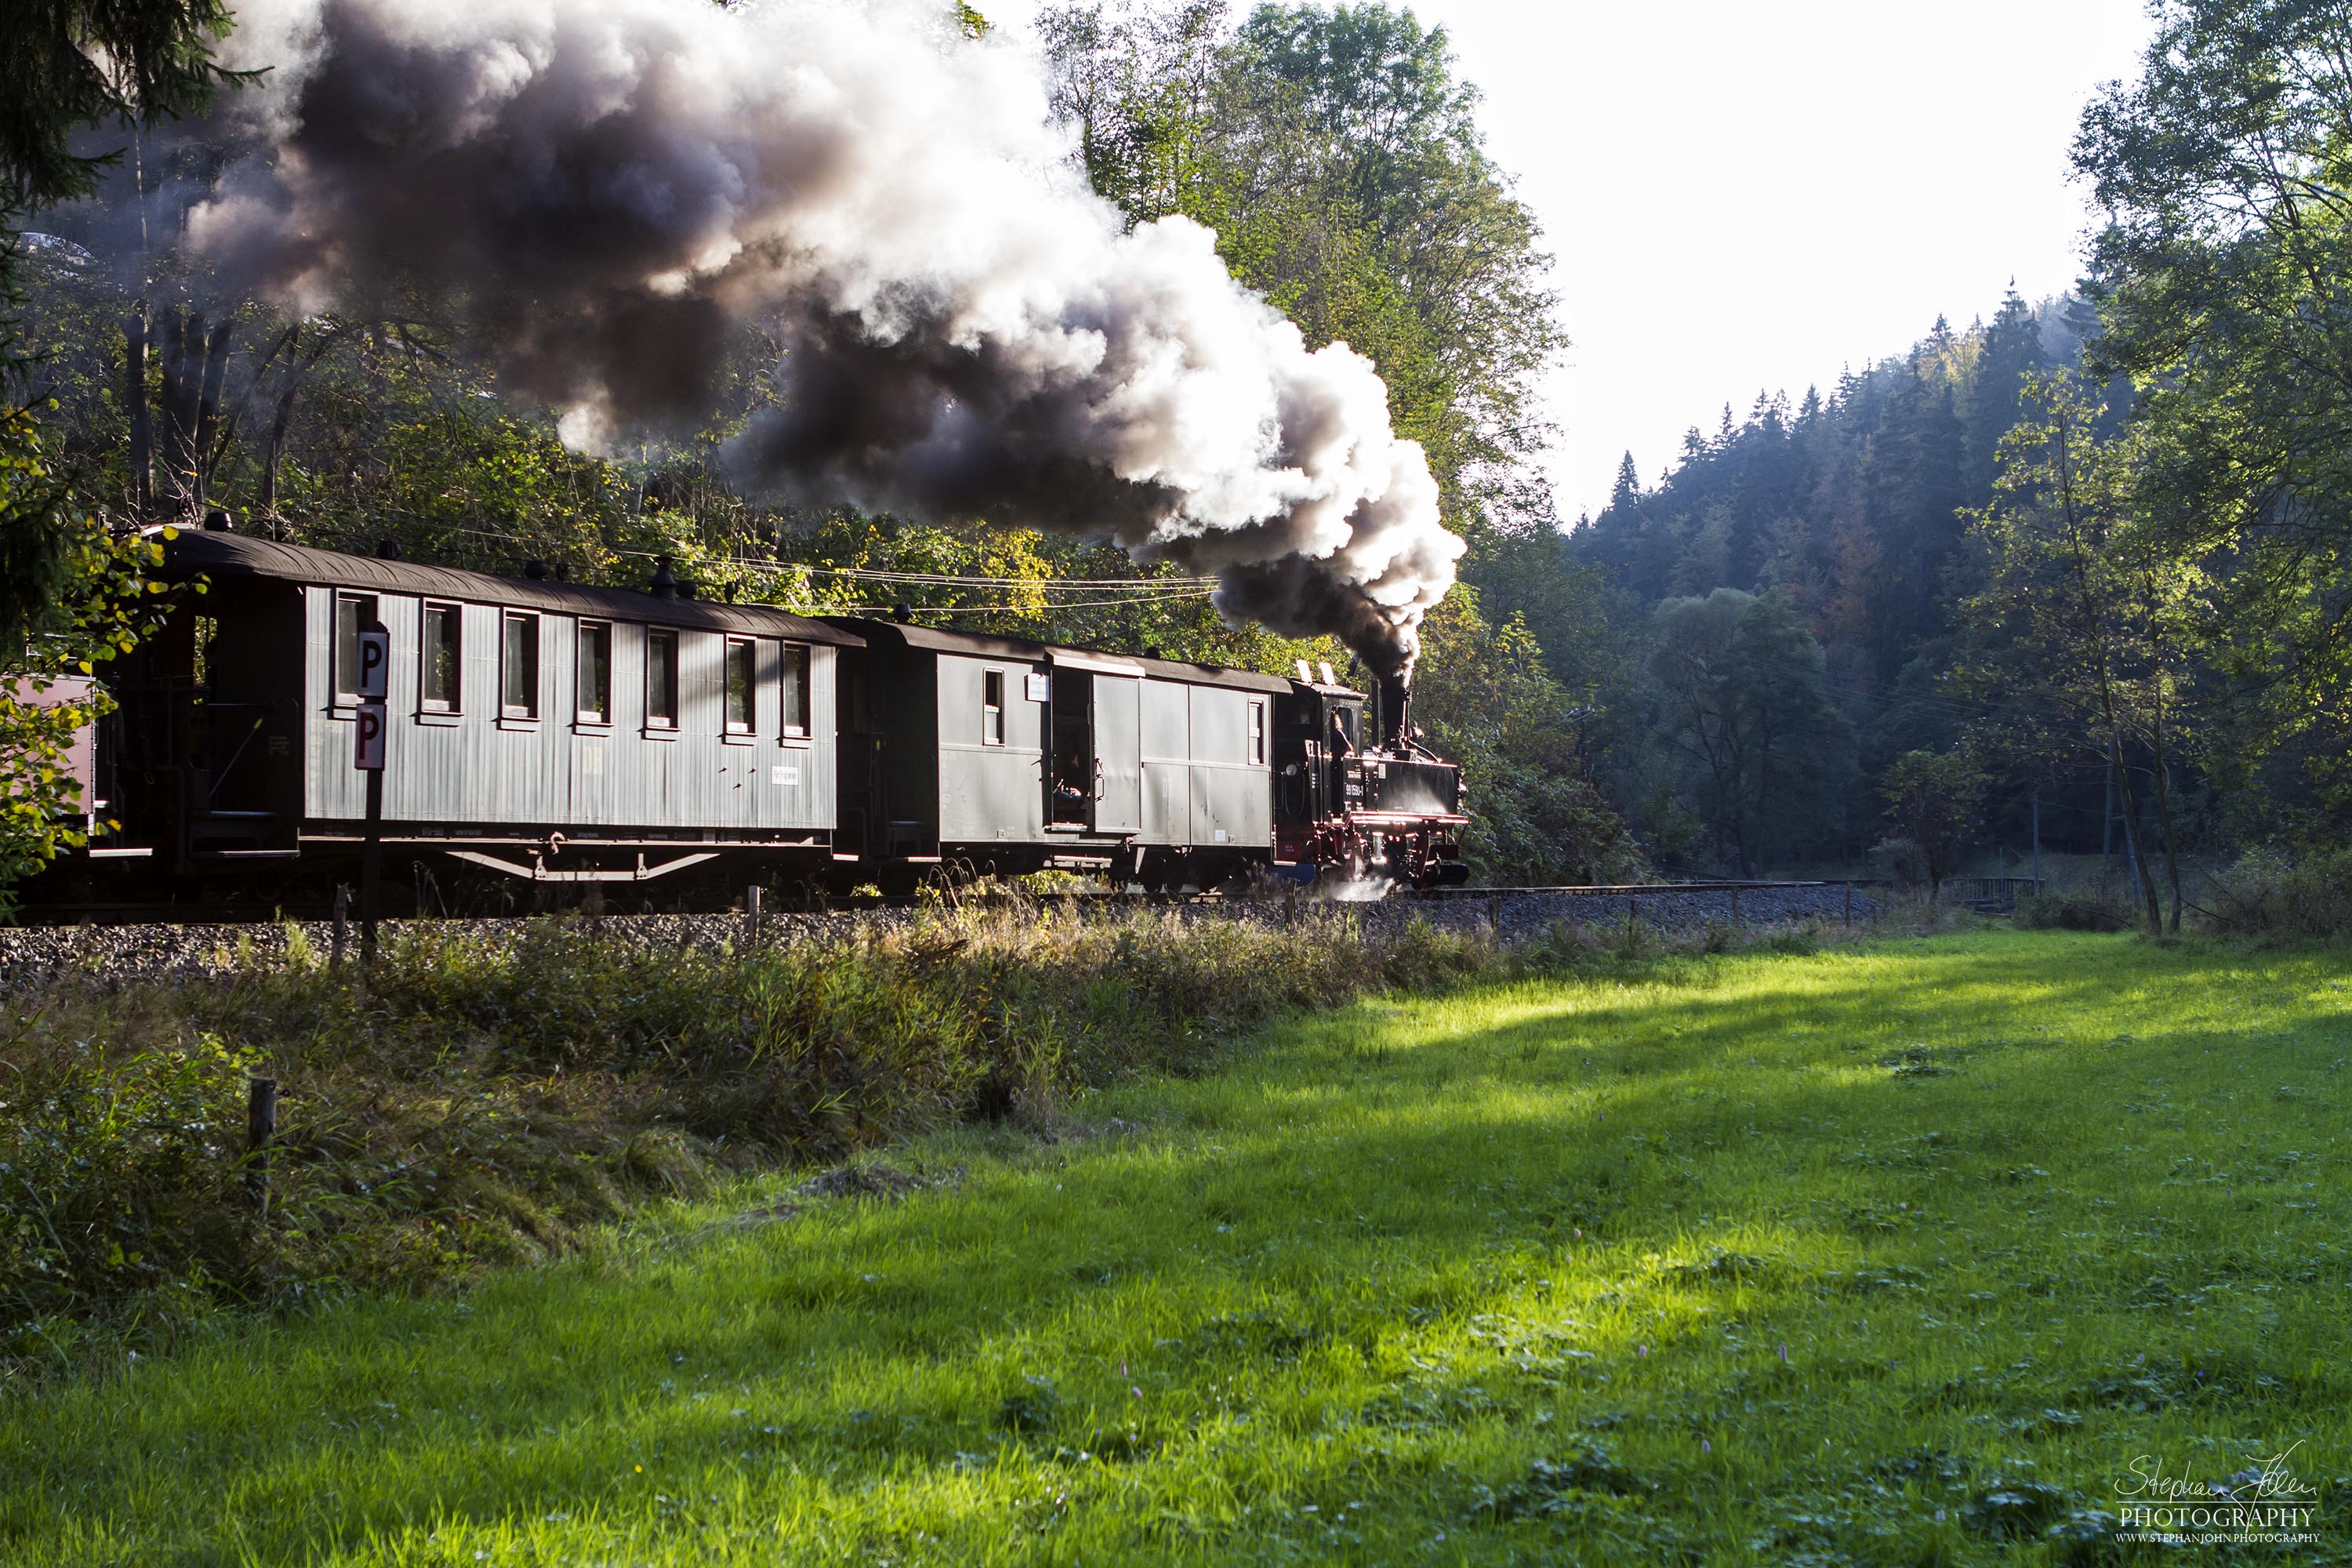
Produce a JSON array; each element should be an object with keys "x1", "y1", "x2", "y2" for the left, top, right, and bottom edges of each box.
[
  {"x1": 124, "y1": 311, "x2": 153, "y2": 519},
  {"x1": 2149, "y1": 756, "x2": 2184, "y2": 935},
  {"x1": 191, "y1": 318, "x2": 234, "y2": 514},
  {"x1": 2111, "y1": 731, "x2": 2161, "y2": 933},
  {"x1": 151, "y1": 307, "x2": 235, "y2": 522}
]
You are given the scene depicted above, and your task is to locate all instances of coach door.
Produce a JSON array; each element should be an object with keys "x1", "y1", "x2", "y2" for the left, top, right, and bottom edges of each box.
[
  {"x1": 1050, "y1": 651, "x2": 1144, "y2": 835},
  {"x1": 1090, "y1": 673, "x2": 1142, "y2": 833}
]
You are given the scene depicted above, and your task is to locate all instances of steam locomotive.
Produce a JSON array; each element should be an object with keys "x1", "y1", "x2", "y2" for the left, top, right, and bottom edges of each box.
[{"x1": 31, "y1": 530, "x2": 1468, "y2": 909}]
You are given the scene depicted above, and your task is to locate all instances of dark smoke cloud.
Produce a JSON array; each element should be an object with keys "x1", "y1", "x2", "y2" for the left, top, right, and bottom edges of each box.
[{"x1": 193, "y1": 0, "x2": 1462, "y2": 673}]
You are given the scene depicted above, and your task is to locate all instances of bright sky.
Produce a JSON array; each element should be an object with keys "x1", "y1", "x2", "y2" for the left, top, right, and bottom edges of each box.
[{"x1": 989, "y1": 0, "x2": 2159, "y2": 523}]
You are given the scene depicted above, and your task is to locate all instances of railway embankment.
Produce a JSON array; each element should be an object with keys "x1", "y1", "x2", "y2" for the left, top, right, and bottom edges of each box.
[
  {"x1": 0, "y1": 898, "x2": 1878, "y2": 1376},
  {"x1": 0, "y1": 884, "x2": 1878, "y2": 991}
]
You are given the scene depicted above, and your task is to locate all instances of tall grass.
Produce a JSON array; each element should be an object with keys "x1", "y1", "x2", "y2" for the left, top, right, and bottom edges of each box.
[
  {"x1": 2, "y1": 930, "x2": 2347, "y2": 1566},
  {"x1": 2, "y1": 902, "x2": 1701, "y2": 1375}
]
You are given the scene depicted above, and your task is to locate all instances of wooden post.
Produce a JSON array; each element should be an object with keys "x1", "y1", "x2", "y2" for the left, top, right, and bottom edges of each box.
[
  {"x1": 353, "y1": 618, "x2": 390, "y2": 972},
  {"x1": 360, "y1": 767, "x2": 383, "y2": 969},
  {"x1": 246, "y1": 1076, "x2": 278, "y2": 1217},
  {"x1": 746, "y1": 884, "x2": 762, "y2": 945},
  {"x1": 329, "y1": 883, "x2": 348, "y2": 971}
]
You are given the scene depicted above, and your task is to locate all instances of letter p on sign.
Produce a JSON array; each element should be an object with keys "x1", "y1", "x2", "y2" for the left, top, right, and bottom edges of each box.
[
  {"x1": 354, "y1": 629, "x2": 390, "y2": 771},
  {"x1": 354, "y1": 702, "x2": 387, "y2": 771},
  {"x1": 355, "y1": 630, "x2": 390, "y2": 701}
]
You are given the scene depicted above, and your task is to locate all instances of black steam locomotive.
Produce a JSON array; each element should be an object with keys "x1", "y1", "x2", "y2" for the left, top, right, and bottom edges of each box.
[{"x1": 37, "y1": 532, "x2": 1468, "y2": 909}]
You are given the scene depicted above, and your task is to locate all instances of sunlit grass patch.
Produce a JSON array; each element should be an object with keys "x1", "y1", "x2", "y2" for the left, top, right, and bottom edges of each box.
[{"x1": 3, "y1": 929, "x2": 2350, "y2": 1564}]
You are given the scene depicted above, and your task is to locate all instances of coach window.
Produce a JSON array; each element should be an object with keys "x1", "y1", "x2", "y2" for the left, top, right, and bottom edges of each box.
[
  {"x1": 982, "y1": 668, "x2": 1006, "y2": 746},
  {"x1": 332, "y1": 592, "x2": 379, "y2": 705},
  {"x1": 646, "y1": 629, "x2": 680, "y2": 731},
  {"x1": 1247, "y1": 700, "x2": 1265, "y2": 766},
  {"x1": 781, "y1": 644, "x2": 810, "y2": 739},
  {"x1": 724, "y1": 637, "x2": 757, "y2": 737},
  {"x1": 501, "y1": 610, "x2": 540, "y2": 720},
  {"x1": 576, "y1": 621, "x2": 612, "y2": 726},
  {"x1": 419, "y1": 603, "x2": 462, "y2": 713}
]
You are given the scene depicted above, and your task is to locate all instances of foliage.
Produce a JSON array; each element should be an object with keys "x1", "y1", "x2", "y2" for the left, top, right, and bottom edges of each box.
[
  {"x1": 2, "y1": 0, "x2": 233, "y2": 904},
  {"x1": 2200, "y1": 845, "x2": 2352, "y2": 940},
  {"x1": 1409, "y1": 586, "x2": 1642, "y2": 884},
  {"x1": 1037, "y1": 1, "x2": 1565, "y2": 528},
  {"x1": 1642, "y1": 588, "x2": 1853, "y2": 874},
  {"x1": 1956, "y1": 372, "x2": 2201, "y2": 931},
  {"x1": 1566, "y1": 293, "x2": 2109, "y2": 873},
  {"x1": 2075, "y1": 0, "x2": 2352, "y2": 821},
  {"x1": 5, "y1": 931, "x2": 2349, "y2": 1563},
  {"x1": 2013, "y1": 886, "x2": 2135, "y2": 933},
  {"x1": 0, "y1": 406, "x2": 180, "y2": 907},
  {"x1": 0, "y1": 0, "x2": 238, "y2": 216},
  {"x1": 1878, "y1": 748, "x2": 1987, "y2": 895},
  {"x1": 2, "y1": 902, "x2": 1594, "y2": 1370}
]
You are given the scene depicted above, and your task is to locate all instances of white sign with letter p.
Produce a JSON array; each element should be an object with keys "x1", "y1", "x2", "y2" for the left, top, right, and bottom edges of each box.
[
  {"x1": 355, "y1": 630, "x2": 390, "y2": 702},
  {"x1": 354, "y1": 702, "x2": 387, "y2": 771}
]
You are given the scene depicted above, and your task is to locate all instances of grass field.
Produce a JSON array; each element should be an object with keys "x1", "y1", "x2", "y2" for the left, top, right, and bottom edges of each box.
[{"x1": 3, "y1": 928, "x2": 2348, "y2": 1566}]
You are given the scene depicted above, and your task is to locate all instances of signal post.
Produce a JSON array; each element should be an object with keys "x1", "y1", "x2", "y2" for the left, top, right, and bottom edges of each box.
[{"x1": 353, "y1": 623, "x2": 389, "y2": 967}]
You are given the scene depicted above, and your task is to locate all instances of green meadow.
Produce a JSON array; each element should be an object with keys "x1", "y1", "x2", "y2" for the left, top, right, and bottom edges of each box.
[{"x1": 4, "y1": 929, "x2": 2348, "y2": 1566}]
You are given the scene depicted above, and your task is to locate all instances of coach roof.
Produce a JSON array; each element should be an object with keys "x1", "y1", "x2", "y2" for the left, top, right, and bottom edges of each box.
[
  {"x1": 829, "y1": 616, "x2": 1294, "y2": 695},
  {"x1": 162, "y1": 532, "x2": 862, "y2": 646}
]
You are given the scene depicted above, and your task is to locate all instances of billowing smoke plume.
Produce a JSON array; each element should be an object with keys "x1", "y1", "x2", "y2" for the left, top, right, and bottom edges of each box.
[{"x1": 192, "y1": 0, "x2": 1461, "y2": 673}]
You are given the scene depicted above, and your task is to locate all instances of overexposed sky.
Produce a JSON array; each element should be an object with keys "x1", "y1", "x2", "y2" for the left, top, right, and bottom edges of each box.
[{"x1": 989, "y1": 0, "x2": 2158, "y2": 522}]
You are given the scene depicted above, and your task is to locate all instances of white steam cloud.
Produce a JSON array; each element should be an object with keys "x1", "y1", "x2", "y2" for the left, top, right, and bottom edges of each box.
[{"x1": 192, "y1": 0, "x2": 1462, "y2": 673}]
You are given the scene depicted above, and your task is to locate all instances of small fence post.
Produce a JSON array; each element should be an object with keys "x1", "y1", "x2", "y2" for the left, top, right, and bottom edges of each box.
[
  {"x1": 329, "y1": 884, "x2": 349, "y2": 972},
  {"x1": 745, "y1": 884, "x2": 763, "y2": 946},
  {"x1": 246, "y1": 1076, "x2": 278, "y2": 1218}
]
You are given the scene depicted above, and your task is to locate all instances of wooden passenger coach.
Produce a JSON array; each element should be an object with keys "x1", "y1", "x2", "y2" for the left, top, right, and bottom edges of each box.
[
  {"x1": 44, "y1": 535, "x2": 1468, "y2": 909},
  {"x1": 100, "y1": 533, "x2": 861, "y2": 888},
  {"x1": 832, "y1": 620, "x2": 1289, "y2": 892}
]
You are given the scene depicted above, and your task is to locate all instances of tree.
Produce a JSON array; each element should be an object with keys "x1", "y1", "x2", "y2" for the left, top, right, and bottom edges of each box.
[
  {"x1": 1410, "y1": 586, "x2": 1640, "y2": 884},
  {"x1": 1879, "y1": 746, "x2": 1987, "y2": 898},
  {"x1": 2, "y1": 0, "x2": 236, "y2": 902},
  {"x1": 1644, "y1": 588, "x2": 1854, "y2": 874},
  {"x1": 0, "y1": 404, "x2": 183, "y2": 909},
  {"x1": 1037, "y1": 2, "x2": 1565, "y2": 527},
  {"x1": 2074, "y1": 0, "x2": 2352, "y2": 831},
  {"x1": 0, "y1": 0, "x2": 238, "y2": 218},
  {"x1": 1957, "y1": 372, "x2": 2202, "y2": 932}
]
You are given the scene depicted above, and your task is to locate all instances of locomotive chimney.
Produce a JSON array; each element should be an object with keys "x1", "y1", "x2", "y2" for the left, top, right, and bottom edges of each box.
[
  {"x1": 1378, "y1": 670, "x2": 1410, "y2": 752},
  {"x1": 648, "y1": 557, "x2": 678, "y2": 600}
]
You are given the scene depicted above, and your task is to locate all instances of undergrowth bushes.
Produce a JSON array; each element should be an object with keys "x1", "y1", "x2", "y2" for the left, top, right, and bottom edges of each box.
[
  {"x1": 2201, "y1": 847, "x2": 2352, "y2": 939},
  {"x1": 0, "y1": 903, "x2": 1629, "y2": 1377},
  {"x1": 2015, "y1": 887, "x2": 2136, "y2": 932}
]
